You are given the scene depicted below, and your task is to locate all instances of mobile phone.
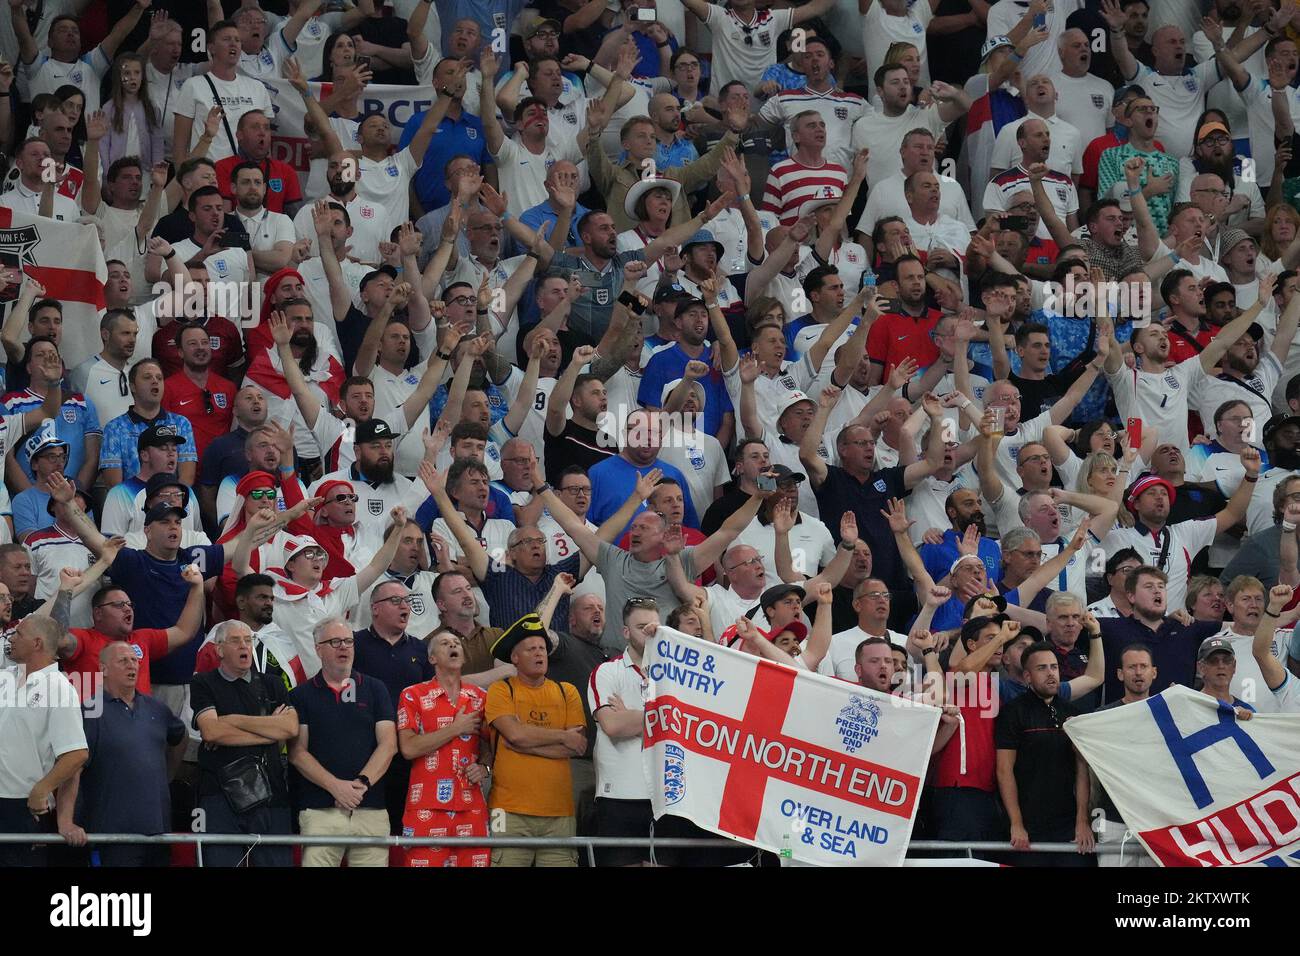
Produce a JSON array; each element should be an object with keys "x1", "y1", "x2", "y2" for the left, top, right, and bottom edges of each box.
[
  {"x1": 356, "y1": 55, "x2": 371, "y2": 72},
  {"x1": 1126, "y1": 417, "x2": 1143, "y2": 449},
  {"x1": 636, "y1": 6, "x2": 658, "y2": 21},
  {"x1": 1001, "y1": 215, "x2": 1030, "y2": 232},
  {"x1": 1033, "y1": 12, "x2": 1047, "y2": 28},
  {"x1": 758, "y1": 473, "x2": 777, "y2": 492},
  {"x1": 861, "y1": 272, "x2": 877, "y2": 290},
  {"x1": 220, "y1": 231, "x2": 252, "y2": 250}
]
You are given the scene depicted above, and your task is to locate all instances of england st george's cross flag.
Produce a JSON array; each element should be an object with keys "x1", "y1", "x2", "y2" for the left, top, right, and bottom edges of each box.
[
  {"x1": 1066, "y1": 684, "x2": 1300, "y2": 866},
  {"x1": 642, "y1": 628, "x2": 939, "y2": 866}
]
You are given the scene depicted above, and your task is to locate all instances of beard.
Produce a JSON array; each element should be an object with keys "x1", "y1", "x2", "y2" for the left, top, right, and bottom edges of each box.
[
  {"x1": 290, "y1": 330, "x2": 314, "y2": 347},
  {"x1": 364, "y1": 456, "x2": 395, "y2": 484},
  {"x1": 328, "y1": 178, "x2": 352, "y2": 198},
  {"x1": 960, "y1": 513, "x2": 987, "y2": 536},
  {"x1": 1223, "y1": 351, "x2": 1257, "y2": 375},
  {"x1": 1274, "y1": 446, "x2": 1300, "y2": 470}
]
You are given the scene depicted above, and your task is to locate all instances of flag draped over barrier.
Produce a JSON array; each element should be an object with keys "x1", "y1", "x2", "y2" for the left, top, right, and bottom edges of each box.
[
  {"x1": 0, "y1": 208, "x2": 107, "y2": 370},
  {"x1": 642, "y1": 628, "x2": 939, "y2": 866},
  {"x1": 1065, "y1": 684, "x2": 1300, "y2": 866}
]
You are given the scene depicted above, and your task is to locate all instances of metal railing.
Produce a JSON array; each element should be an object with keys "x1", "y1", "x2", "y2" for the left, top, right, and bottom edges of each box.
[{"x1": 0, "y1": 833, "x2": 1137, "y2": 867}]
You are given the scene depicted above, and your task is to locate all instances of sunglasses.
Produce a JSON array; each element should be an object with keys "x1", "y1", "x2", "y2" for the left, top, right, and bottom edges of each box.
[
  {"x1": 247, "y1": 488, "x2": 277, "y2": 500},
  {"x1": 330, "y1": 493, "x2": 359, "y2": 503}
]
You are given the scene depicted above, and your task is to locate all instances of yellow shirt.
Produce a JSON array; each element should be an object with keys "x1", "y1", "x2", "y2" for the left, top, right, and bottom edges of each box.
[{"x1": 486, "y1": 677, "x2": 585, "y2": 818}]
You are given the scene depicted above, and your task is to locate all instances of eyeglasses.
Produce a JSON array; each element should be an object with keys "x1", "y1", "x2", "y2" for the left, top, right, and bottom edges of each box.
[
  {"x1": 1199, "y1": 133, "x2": 1231, "y2": 146},
  {"x1": 1019, "y1": 454, "x2": 1050, "y2": 465},
  {"x1": 247, "y1": 488, "x2": 277, "y2": 500},
  {"x1": 371, "y1": 595, "x2": 411, "y2": 607},
  {"x1": 860, "y1": 591, "x2": 892, "y2": 600},
  {"x1": 330, "y1": 493, "x2": 360, "y2": 503},
  {"x1": 96, "y1": 600, "x2": 133, "y2": 610},
  {"x1": 447, "y1": 295, "x2": 476, "y2": 306},
  {"x1": 503, "y1": 456, "x2": 535, "y2": 464},
  {"x1": 532, "y1": 28, "x2": 559, "y2": 38},
  {"x1": 510, "y1": 536, "x2": 547, "y2": 548},
  {"x1": 726, "y1": 555, "x2": 763, "y2": 572},
  {"x1": 559, "y1": 484, "x2": 591, "y2": 495},
  {"x1": 1129, "y1": 105, "x2": 1159, "y2": 115},
  {"x1": 1014, "y1": 550, "x2": 1043, "y2": 560},
  {"x1": 317, "y1": 637, "x2": 355, "y2": 648}
]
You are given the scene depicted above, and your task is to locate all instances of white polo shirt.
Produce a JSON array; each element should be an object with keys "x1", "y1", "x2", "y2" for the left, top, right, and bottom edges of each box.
[
  {"x1": 1101, "y1": 518, "x2": 1217, "y2": 614},
  {"x1": 589, "y1": 654, "x2": 650, "y2": 799},
  {"x1": 818, "y1": 625, "x2": 907, "y2": 681},
  {"x1": 0, "y1": 180, "x2": 79, "y2": 221},
  {"x1": 0, "y1": 663, "x2": 87, "y2": 799}
]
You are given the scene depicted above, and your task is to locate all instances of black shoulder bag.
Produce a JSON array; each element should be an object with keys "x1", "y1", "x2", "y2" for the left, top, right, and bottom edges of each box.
[{"x1": 216, "y1": 675, "x2": 275, "y2": 815}]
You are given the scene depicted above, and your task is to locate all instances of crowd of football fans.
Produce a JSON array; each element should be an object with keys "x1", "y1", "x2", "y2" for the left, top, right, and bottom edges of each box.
[{"x1": 3, "y1": 0, "x2": 1300, "y2": 869}]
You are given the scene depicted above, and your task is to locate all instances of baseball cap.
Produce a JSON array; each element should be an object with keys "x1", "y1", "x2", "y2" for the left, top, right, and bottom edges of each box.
[
  {"x1": 354, "y1": 418, "x2": 396, "y2": 444},
  {"x1": 775, "y1": 390, "x2": 815, "y2": 419},
  {"x1": 138, "y1": 423, "x2": 185, "y2": 452},
  {"x1": 653, "y1": 283, "x2": 693, "y2": 305},
  {"x1": 673, "y1": 296, "x2": 707, "y2": 319},
  {"x1": 763, "y1": 620, "x2": 808, "y2": 644},
  {"x1": 1113, "y1": 83, "x2": 1147, "y2": 107},
  {"x1": 1263, "y1": 413, "x2": 1300, "y2": 446},
  {"x1": 1196, "y1": 120, "x2": 1230, "y2": 143},
  {"x1": 768, "y1": 463, "x2": 806, "y2": 485},
  {"x1": 1125, "y1": 473, "x2": 1177, "y2": 510},
  {"x1": 1198, "y1": 636, "x2": 1236, "y2": 661},
  {"x1": 359, "y1": 264, "x2": 398, "y2": 291},
  {"x1": 524, "y1": 16, "x2": 561, "y2": 39},
  {"x1": 660, "y1": 378, "x2": 707, "y2": 408},
  {"x1": 144, "y1": 472, "x2": 190, "y2": 510},
  {"x1": 143, "y1": 503, "x2": 186, "y2": 525}
]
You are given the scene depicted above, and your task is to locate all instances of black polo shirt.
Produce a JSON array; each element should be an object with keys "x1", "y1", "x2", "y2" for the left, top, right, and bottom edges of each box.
[
  {"x1": 814, "y1": 464, "x2": 909, "y2": 588},
  {"x1": 1049, "y1": 638, "x2": 1099, "y2": 713},
  {"x1": 352, "y1": 627, "x2": 433, "y2": 707},
  {"x1": 78, "y1": 692, "x2": 185, "y2": 834},
  {"x1": 288, "y1": 671, "x2": 395, "y2": 811},
  {"x1": 190, "y1": 667, "x2": 292, "y2": 802},
  {"x1": 1099, "y1": 616, "x2": 1220, "y2": 704},
  {"x1": 994, "y1": 691, "x2": 1080, "y2": 837},
  {"x1": 701, "y1": 482, "x2": 752, "y2": 536}
]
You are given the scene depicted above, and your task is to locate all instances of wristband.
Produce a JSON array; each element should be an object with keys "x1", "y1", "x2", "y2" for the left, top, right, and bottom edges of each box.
[
  {"x1": 436, "y1": 348, "x2": 452, "y2": 360},
  {"x1": 356, "y1": 774, "x2": 371, "y2": 788},
  {"x1": 1008, "y1": 51, "x2": 1023, "y2": 62},
  {"x1": 164, "y1": 250, "x2": 176, "y2": 260},
  {"x1": 1264, "y1": 608, "x2": 1282, "y2": 618},
  {"x1": 1283, "y1": 521, "x2": 1297, "y2": 532},
  {"x1": 532, "y1": 483, "x2": 552, "y2": 496},
  {"x1": 1244, "y1": 474, "x2": 1259, "y2": 482},
  {"x1": 921, "y1": 647, "x2": 937, "y2": 656},
  {"x1": 958, "y1": 396, "x2": 972, "y2": 410},
  {"x1": 1168, "y1": 250, "x2": 1180, "y2": 264},
  {"x1": 656, "y1": 41, "x2": 670, "y2": 48},
  {"x1": 839, "y1": 540, "x2": 856, "y2": 551},
  {"x1": 525, "y1": 250, "x2": 541, "y2": 261},
  {"x1": 278, "y1": 464, "x2": 295, "y2": 473}
]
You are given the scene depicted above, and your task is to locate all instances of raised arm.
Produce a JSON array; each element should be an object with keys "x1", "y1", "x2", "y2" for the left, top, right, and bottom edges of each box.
[
  {"x1": 691, "y1": 492, "x2": 768, "y2": 570},
  {"x1": 1258, "y1": 585, "x2": 1297, "y2": 690},
  {"x1": 1048, "y1": 346, "x2": 1106, "y2": 425},
  {"x1": 546, "y1": 345, "x2": 596, "y2": 436},
  {"x1": 1026, "y1": 162, "x2": 1074, "y2": 250},
  {"x1": 800, "y1": 385, "x2": 839, "y2": 488},
  {"x1": 1015, "y1": 519, "x2": 1090, "y2": 607},
  {"x1": 902, "y1": 393, "x2": 946, "y2": 488},
  {"x1": 1099, "y1": 0, "x2": 1139, "y2": 82},
  {"x1": 355, "y1": 509, "x2": 410, "y2": 594},
  {"x1": 881, "y1": 497, "x2": 937, "y2": 599},
  {"x1": 420, "y1": 462, "x2": 490, "y2": 582},
  {"x1": 1065, "y1": 613, "x2": 1106, "y2": 698},
  {"x1": 1201, "y1": 277, "x2": 1271, "y2": 371},
  {"x1": 165, "y1": 564, "x2": 209, "y2": 650},
  {"x1": 1216, "y1": 448, "x2": 1262, "y2": 533}
]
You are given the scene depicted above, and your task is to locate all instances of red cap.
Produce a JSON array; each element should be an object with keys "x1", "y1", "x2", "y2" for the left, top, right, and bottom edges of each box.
[{"x1": 764, "y1": 621, "x2": 808, "y2": 644}]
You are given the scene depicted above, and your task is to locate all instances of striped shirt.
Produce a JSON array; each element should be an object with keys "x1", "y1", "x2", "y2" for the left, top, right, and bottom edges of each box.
[
  {"x1": 481, "y1": 555, "x2": 581, "y2": 630},
  {"x1": 758, "y1": 87, "x2": 870, "y2": 169},
  {"x1": 761, "y1": 157, "x2": 848, "y2": 227}
]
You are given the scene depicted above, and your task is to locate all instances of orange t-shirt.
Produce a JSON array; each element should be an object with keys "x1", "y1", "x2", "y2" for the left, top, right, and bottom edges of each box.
[{"x1": 486, "y1": 677, "x2": 584, "y2": 818}]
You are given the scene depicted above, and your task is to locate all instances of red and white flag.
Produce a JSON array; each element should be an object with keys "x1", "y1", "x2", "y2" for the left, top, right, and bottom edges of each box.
[
  {"x1": 0, "y1": 208, "x2": 107, "y2": 370},
  {"x1": 1067, "y1": 684, "x2": 1300, "y2": 866},
  {"x1": 643, "y1": 628, "x2": 938, "y2": 866}
]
